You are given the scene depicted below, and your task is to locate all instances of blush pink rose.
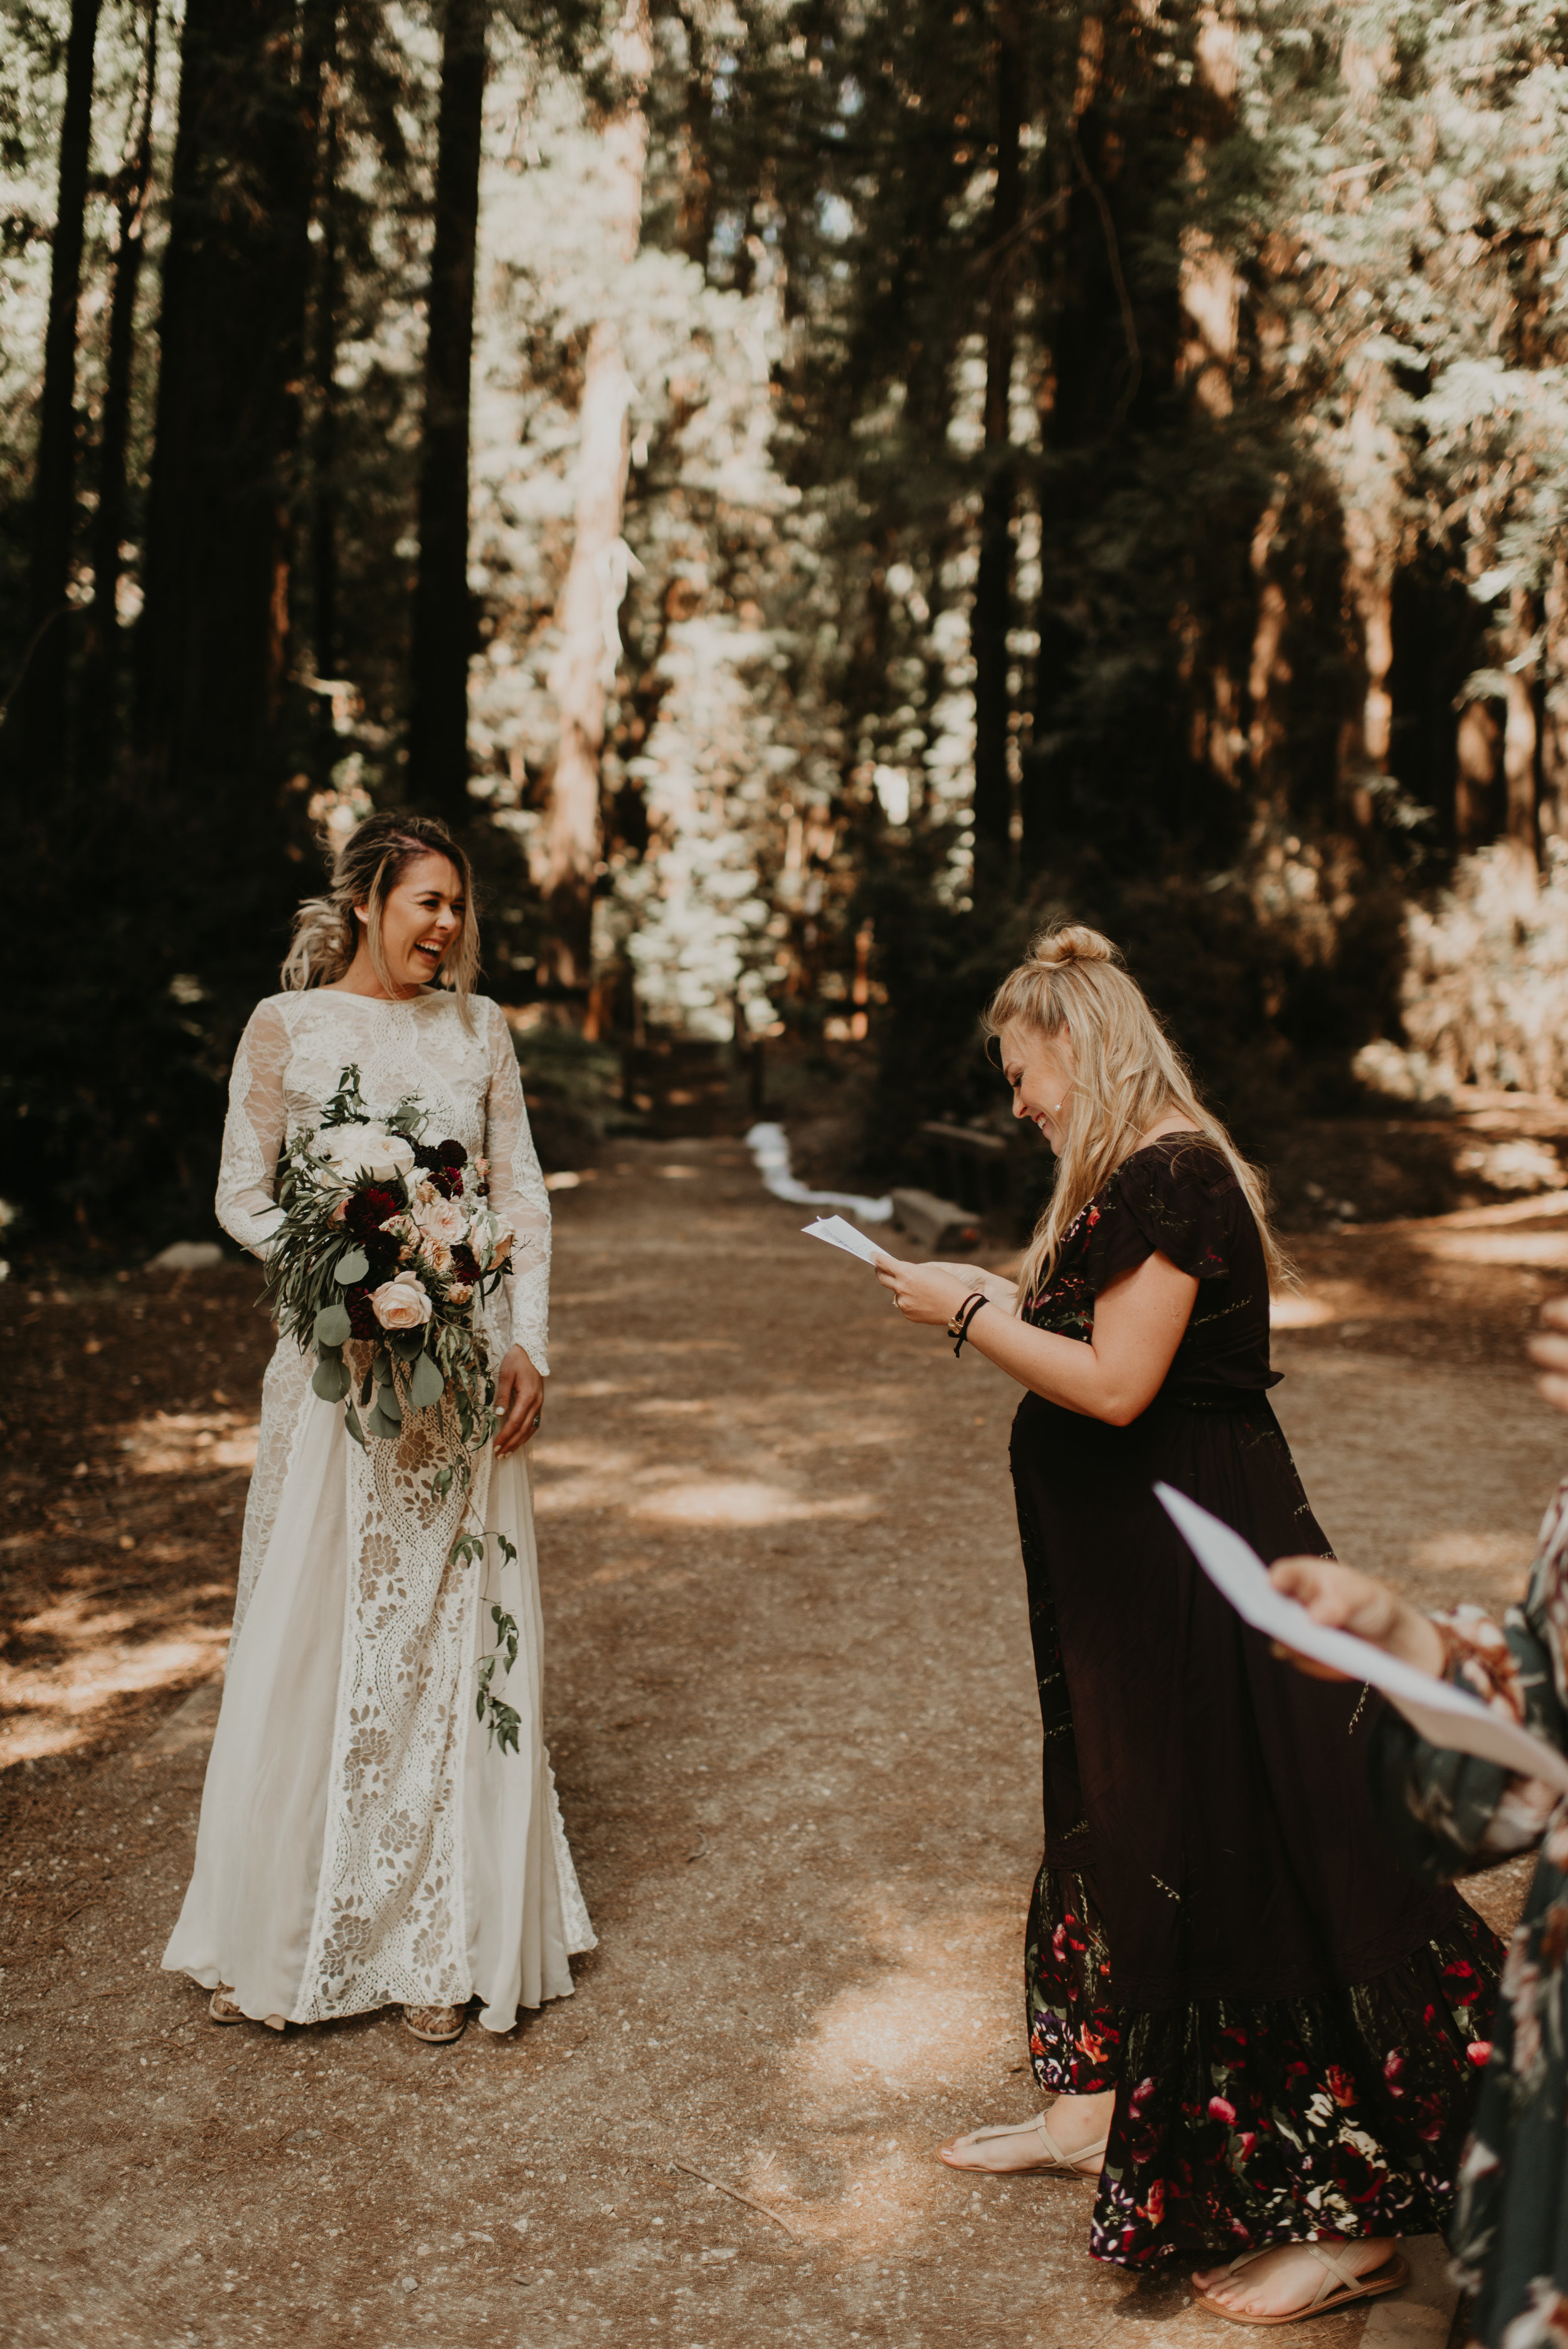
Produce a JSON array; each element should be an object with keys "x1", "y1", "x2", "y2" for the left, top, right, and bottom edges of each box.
[
  {"x1": 371, "y1": 1274, "x2": 433, "y2": 1330},
  {"x1": 415, "y1": 1195, "x2": 468, "y2": 1248}
]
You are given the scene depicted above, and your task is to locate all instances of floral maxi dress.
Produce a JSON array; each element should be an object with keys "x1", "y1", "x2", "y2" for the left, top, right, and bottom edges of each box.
[
  {"x1": 1013, "y1": 1135, "x2": 1500, "y2": 2267},
  {"x1": 1371, "y1": 1477, "x2": 1568, "y2": 2348},
  {"x1": 162, "y1": 987, "x2": 594, "y2": 2031}
]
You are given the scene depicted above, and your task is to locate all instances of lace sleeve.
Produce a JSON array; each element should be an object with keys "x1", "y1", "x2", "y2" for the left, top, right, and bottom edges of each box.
[
  {"x1": 482, "y1": 997, "x2": 552, "y2": 1373},
  {"x1": 215, "y1": 998, "x2": 292, "y2": 1258}
]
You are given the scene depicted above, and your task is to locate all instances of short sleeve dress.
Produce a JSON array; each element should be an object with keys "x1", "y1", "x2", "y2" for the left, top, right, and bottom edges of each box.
[{"x1": 1012, "y1": 1135, "x2": 1500, "y2": 2267}]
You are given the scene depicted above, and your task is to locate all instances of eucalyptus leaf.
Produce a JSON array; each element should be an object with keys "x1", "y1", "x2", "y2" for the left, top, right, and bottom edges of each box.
[
  {"x1": 408, "y1": 1352, "x2": 445, "y2": 1412},
  {"x1": 366, "y1": 1397, "x2": 401, "y2": 1441},
  {"x1": 344, "y1": 1403, "x2": 366, "y2": 1450},
  {"x1": 312, "y1": 1353, "x2": 350, "y2": 1403},
  {"x1": 314, "y1": 1302, "x2": 352, "y2": 1348},
  {"x1": 335, "y1": 1248, "x2": 369, "y2": 1285},
  {"x1": 376, "y1": 1380, "x2": 403, "y2": 1423}
]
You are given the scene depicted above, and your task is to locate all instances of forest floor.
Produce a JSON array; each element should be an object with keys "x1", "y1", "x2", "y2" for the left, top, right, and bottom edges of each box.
[{"x1": 3, "y1": 1138, "x2": 1567, "y2": 2348}]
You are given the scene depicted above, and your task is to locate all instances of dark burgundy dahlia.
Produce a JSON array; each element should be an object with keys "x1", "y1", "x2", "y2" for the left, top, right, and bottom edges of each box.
[
  {"x1": 344, "y1": 1283, "x2": 381, "y2": 1340},
  {"x1": 344, "y1": 1184, "x2": 400, "y2": 1239}
]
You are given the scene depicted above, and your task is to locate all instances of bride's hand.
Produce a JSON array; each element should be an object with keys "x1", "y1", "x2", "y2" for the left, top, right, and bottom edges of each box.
[
  {"x1": 494, "y1": 1345, "x2": 544, "y2": 1456},
  {"x1": 1268, "y1": 1556, "x2": 1446, "y2": 1680}
]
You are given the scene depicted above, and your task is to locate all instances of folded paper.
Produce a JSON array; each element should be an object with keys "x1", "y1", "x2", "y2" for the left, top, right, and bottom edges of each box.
[
  {"x1": 1156, "y1": 1482, "x2": 1568, "y2": 1796},
  {"x1": 801, "y1": 1214, "x2": 891, "y2": 1268}
]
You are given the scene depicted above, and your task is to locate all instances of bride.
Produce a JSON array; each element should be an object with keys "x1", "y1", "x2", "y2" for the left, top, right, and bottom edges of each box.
[{"x1": 163, "y1": 811, "x2": 594, "y2": 2043}]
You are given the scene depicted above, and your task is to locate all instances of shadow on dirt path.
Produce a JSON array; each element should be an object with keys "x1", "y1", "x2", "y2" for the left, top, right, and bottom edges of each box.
[{"x1": 2, "y1": 1140, "x2": 1562, "y2": 2345}]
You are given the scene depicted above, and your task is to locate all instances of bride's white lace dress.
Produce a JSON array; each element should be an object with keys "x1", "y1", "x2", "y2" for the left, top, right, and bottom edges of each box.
[{"x1": 163, "y1": 987, "x2": 594, "y2": 2030}]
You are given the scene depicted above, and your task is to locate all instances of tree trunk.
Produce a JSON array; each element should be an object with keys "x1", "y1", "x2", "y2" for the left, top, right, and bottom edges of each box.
[
  {"x1": 134, "y1": 0, "x2": 320, "y2": 825},
  {"x1": 81, "y1": 0, "x2": 158, "y2": 782},
  {"x1": 675, "y1": 6, "x2": 714, "y2": 268},
  {"x1": 538, "y1": 0, "x2": 652, "y2": 997},
  {"x1": 310, "y1": 51, "x2": 342, "y2": 689},
  {"x1": 8, "y1": 0, "x2": 102, "y2": 796},
  {"x1": 1503, "y1": 591, "x2": 1539, "y2": 861},
  {"x1": 1177, "y1": 5, "x2": 1239, "y2": 418},
  {"x1": 1454, "y1": 701, "x2": 1498, "y2": 851},
  {"x1": 970, "y1": 6, "x2": 1024, "y2": 885},
  {"x1": 406, "y1": 0, "x2": 489, "y2": 827}
]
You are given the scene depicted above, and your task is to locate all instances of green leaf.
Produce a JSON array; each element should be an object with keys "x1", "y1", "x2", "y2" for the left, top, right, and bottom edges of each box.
[
  {"x1": 314, "y1": 1302, "x2": 352, "y2": 1348},
  {"x1": 312, "y1": 1353, "x2": 350, "y2": 1403},
  {"x1": 335, "y1": 1248, "x2": 369, "y2": 1285},
  {"x1": 344, "y1": 1403, "x2": 366, "y2": 1449},
  {"x1": 376, "y1": 1380, "x2": 403, "y2": 1423},
  {"x1": 366, "y1": 1397, "x2": 401, "y2": 1441},
  {"x1": 408, "y1": 1351, "x2": 445, "y2": 1412}
]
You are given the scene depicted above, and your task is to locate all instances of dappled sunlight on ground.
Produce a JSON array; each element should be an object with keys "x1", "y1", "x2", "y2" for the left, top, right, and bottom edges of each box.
[
  {"x1": 773, "y1": 1899, "x2": 1024, "y2": 2255},
  {"x1": 637, "y1": 1480, "x2": 878, "y2": 1526}
]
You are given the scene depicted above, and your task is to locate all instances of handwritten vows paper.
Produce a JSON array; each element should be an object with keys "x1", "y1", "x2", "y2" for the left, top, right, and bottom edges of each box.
[
  {"x1": 802, "y1": 1214, "x2": 891, "y2": 1268},
  {"x1": 1156, "y1": 1482, "x2": 1568, "y2": 1796}
]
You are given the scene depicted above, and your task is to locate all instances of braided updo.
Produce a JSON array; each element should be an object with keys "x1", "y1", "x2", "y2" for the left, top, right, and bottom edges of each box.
[{"x1": 280, "y1": 812, "x2": 481, "y2": 1028}]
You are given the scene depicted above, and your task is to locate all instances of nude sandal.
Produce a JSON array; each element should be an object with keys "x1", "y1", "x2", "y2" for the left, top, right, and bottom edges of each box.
[
  {"x1": 939, "y1": 2112, "x2": 1108, "y2": 2176},
  {"x1": 403, "y1": 2003, "x2": 466, "y2": 2044},
  {"x1": 208, "y1": 1987, "x2": 287, "y2": 2032},
  {"x1": 1192, "y1": 2244, "x2": 1410, "y2": 2325}
]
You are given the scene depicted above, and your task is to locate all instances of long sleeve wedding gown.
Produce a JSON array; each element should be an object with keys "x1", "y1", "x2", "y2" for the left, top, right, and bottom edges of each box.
[{"x1": 163, "y1": 987, "x2": 594, "y2": 2032}]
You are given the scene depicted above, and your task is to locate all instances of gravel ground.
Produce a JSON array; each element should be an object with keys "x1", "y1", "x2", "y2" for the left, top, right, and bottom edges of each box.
[{"x1": 3, "y1": 1139, "x2": 1564, "y2": 2347}]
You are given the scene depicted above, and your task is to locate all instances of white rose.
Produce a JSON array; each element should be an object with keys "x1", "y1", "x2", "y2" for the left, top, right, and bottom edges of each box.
[
  {"x1": 414, "y1": 1195, "x2": 468, "y2": 1248},
  {"x1": 318, "y1": 1121, "x2": 417, "y2": 1184},
  {"x1": 371, "y1": 1273, "x2": 433, "y2": 1330}
]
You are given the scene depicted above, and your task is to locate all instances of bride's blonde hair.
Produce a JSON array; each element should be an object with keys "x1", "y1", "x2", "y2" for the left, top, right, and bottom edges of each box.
[
  {"x1": 281, "y1": 812, "x2": 481, "y2": 1029},
  {"x1": 983, "y1": 923, "x2": 1291, "y2": 1301}
]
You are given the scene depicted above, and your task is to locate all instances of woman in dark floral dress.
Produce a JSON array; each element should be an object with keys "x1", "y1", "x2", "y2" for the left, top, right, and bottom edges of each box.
[
  {"x1": 1272, "y1": 1295, "x2": 1568, "y2": 2349},
  {"x1": 877, "y1": 925, "x2": 1500, "y2": 2323}
]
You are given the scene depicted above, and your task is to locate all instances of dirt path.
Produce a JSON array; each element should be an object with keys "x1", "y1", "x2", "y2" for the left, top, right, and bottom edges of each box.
[{"x1": 3, "y1": 1143, "x2": 1564, "y2": 2346}]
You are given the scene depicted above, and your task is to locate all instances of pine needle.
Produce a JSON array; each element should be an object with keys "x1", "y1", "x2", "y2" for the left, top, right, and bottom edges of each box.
[{"x1": 669, "y1": 2155, "x2": 805, "y2": 2240}]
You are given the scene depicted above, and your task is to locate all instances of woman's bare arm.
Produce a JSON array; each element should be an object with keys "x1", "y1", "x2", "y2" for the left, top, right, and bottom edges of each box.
[{"x1": 876, "y1": 1251, "x2": 1197, "y2": 1426}]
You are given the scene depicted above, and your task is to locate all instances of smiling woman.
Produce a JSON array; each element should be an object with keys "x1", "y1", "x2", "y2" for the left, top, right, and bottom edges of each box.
[
  {"x1": 162, "y1": 812, "x2": 594, "y2": 2047},
  {"x1": 877, "y1": 923, "x2": 1502, "y2": 2324}
]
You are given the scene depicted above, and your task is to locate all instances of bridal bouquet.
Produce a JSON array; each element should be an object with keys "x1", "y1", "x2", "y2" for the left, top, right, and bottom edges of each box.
[
  {"x1": 263, "y1": 1064, "x2": 514, "y2": 1459},
  {"x1": 263, "y1": 1065, "x2": 524, "y2": 1751}
]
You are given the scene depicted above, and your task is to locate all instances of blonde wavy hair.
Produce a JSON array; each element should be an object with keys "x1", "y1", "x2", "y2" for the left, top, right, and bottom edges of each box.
[
  {"x1": 983, "y1": 924, "x2": 1291, "y2": 1301},
  {"x1": 281, "y1": 812, "x2": 481, "y2": 1030}
]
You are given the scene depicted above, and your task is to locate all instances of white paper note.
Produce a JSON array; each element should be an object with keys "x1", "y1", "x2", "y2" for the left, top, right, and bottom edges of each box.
[
  {"x1": 802, "y1": 1214, "x2": 891, "y2": 1268},
  {"x1": 1155, "y1": 1482, "x2": 1568, "y2": 1795}
]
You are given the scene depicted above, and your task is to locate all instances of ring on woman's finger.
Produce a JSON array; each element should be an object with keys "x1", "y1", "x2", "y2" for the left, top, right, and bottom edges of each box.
[{"x1": 532, "y1": 1413, "x2": 542, "y2": 1429}]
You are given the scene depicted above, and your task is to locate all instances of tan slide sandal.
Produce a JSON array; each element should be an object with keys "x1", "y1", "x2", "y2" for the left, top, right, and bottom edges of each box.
[
  {"x1": 209, "y1": 1987, "x2": 287, "y2": 2032},
  {"x1": 939, "y1": 2113, "x2": 1108, "y2": 2176},
  {"x1": 403, "y1": 2003, "x2": 467, "y2": 2044},
  {"x1": 1192, "y1": 2244, "x2": 1410, "y2": 2326}
]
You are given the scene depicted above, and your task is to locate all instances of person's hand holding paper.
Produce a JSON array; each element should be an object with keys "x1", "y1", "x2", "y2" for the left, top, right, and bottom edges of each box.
[
  {"x1": 1266, "y1": 1554, "x2": 1448, "y2": 1684},
  {"x1": 1157, "y1": 1482, "x2": 1568, "y2": 1796}
]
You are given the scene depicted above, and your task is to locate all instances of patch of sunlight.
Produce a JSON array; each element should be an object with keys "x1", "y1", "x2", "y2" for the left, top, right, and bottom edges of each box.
[
  {"x1": 1269, "y1": 1294, "x2": 1336, "y2": 1328},
  {"x1": 0, "y1": 1630, "x2": 228, "y2": 1763},
  {"x1": 634, "y1": 1481, "x2": 877, "y2": 1527},
  {"x1": 771, "y1": 1897, "x2": 1020, "y2": 2253},
  {"x1": 1410, "y1": 1530, "x2": 1535, "y2": 1577},
  {"x1": 127, "y1": 1409, "x2": 258, "y2": 1475},
  {"x1": 633, "y1": 1398, "x2": 713, "y2": 1416},
  {"x1": 1416, "y1": 1230, "x2": 1568, "y2": 1268},
  {"x1": 552, "y1": 1380, "x2": 640, "y2": 1399}
]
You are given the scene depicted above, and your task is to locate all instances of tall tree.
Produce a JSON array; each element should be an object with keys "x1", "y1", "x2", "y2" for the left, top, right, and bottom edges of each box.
[
  {"x1": 81, "y1": 0, "x2": 159, "y2": 781},
  {"x1": 133, "y1": 0, "x2": 324, "y2": 822},
  {"x1": 8, "y1": 0, "x2": 102, "y2": 796},
  {"x1": 406, "y1": 0, "x2": 490, "y2": 825},
  {"x1": 538, "y1": 0, "x2": 653, "y2": 997},
  {"x1": 970, "y1": 4, "x2": 1024, "y2": 881}
]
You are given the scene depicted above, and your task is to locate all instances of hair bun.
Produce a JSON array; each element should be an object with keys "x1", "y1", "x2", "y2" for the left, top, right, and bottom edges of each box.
[{"x1": 1029, "y1": 924, "x2": 1120, "y2": 970}]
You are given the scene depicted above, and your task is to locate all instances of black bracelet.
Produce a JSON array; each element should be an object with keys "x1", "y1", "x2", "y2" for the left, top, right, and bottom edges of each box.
[{"x1": 950, "y1": 1293, "x2": 990, "y2": 1357}]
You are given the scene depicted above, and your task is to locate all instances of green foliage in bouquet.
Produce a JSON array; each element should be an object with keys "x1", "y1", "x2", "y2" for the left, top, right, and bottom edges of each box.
[{"x1": 261, "y1": 1063, "x2": 526, "y2": 1752}]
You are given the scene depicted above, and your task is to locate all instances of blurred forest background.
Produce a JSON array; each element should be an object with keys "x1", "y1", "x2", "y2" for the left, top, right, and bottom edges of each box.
[{"x1": 6, "y1": 0, "x2": 1568, "y2": 1258}]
